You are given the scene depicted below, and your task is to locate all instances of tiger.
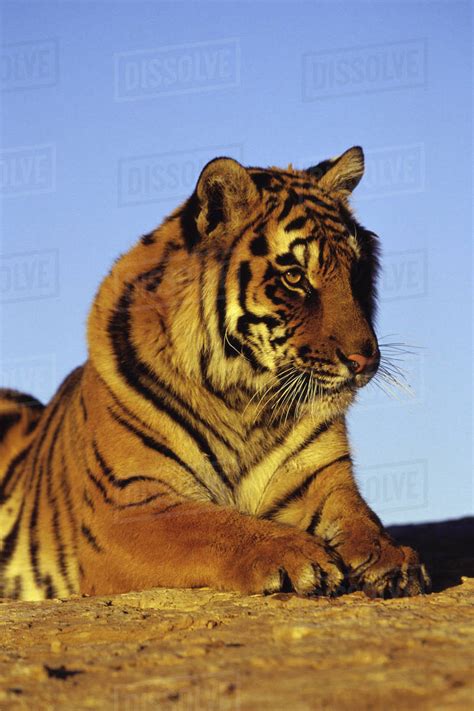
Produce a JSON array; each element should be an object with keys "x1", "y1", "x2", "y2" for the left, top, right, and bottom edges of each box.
[{"x1": 0, "y1": 146, "x2": 431, "y2": 601}]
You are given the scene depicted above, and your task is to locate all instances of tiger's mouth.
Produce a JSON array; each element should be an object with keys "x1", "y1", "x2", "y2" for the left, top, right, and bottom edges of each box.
[
  {"x1": 275, "y1": 362, "x2": 376, "y2": 399},
  {"x1": 274, "y1": 367, "x2": 348, "y2": 402}
]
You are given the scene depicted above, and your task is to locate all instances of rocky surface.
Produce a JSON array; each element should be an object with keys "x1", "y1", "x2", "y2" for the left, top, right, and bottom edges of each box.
[{"x1": 0, "y1": 517, "x2": 473, "y2": 711}]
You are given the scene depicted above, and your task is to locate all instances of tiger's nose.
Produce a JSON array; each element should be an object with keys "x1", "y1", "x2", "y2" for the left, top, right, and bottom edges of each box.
[
  {"x1": 347, "y1": 353, "x2": 376, "y2": 373},
  {"x1": 336, "y1": 347, "x2": 379, "y2": 375}
]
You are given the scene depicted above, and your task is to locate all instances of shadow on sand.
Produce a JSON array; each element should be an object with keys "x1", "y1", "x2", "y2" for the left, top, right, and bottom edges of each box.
[{"x1": 388, "y1": 516, "x2": 474, "y2": 593}]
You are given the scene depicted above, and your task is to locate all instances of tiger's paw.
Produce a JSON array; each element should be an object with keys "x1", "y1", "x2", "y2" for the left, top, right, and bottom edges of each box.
[
  {"x1": 226, "y1": 530, "x2": 344, "y2": 597},
  {"x1": 344, "y1": 541, "x2": 431, "y2": 598}
]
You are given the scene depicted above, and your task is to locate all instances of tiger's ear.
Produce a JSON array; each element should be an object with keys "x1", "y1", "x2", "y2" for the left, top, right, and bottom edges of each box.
[
  {"x1": 196, "y1": 157, "x2": 259, "y2": 237},
  {"x1": 306, "y1": 146, "x2": 364, "y2": 196}
]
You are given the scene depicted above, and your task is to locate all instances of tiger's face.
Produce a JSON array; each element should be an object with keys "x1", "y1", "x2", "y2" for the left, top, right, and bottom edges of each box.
[{"x1": 192, "y1": 147, "x2": 380, "y2": 401}]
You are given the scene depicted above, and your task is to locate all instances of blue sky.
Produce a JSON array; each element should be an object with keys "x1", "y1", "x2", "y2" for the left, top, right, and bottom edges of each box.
[{"x1": 0, "y1": 0, "x2": 472, "y2": 525}]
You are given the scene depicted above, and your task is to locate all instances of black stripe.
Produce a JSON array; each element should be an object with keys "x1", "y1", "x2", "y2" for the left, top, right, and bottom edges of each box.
[
  {"x1": 141, "y1": 231, "x2": 156, "y2": 246},
  {"x1": 261, "y1": 419, "x2": 335, "y2": 479},
  {"x1": 43, "y1": 574, "x2": 57, "y2": 599},
  {"x1": 278, "y1": 191, "x2": 298, "y2": 221},
  {"x1": 249, "y1": 172, "x2": 279, "y2": 192},
  {"x1": 216, "y1": 212, "x2": 276, "y2": 366},
  {"x1": 199, "y1": 349, "x2": 229, "y2": 403},
  {"x1": 111, "y1": 287, "x2": 228, "y2": 445},
  {"x1": 306, "y1": 508, "x2": 322, "y2": 534},
  {"x1": 297, "y1": 193, "x2": 337, "y2": 212},
  {"x1": 94, "y1": 380, "x2": 214, "y2": 496},
  {"x1": 237, "y1": 312, "x2": 281, "y2": 337},
  {"x1": 58, "y1": 450, "x2": 78, "y2": 542},
  {"x1": 288, "y1": 235, "x2": 317, "y2": 252},
  {"x1": 0, "y1": 389, "x2": 44, "y2": 408},
  {"x1": 232, "y1": 259, "x2": 274, "y2": 368},
  {"x1": 93, "y1": 441, "x2": 162, "y2": 490},
  {"x1": 238, "y1": 260, "x2": 252, "y2": 313},
  {"x1": 44, "y1": 424, "x2": 77, "y2": 593},
  {"x1": 275, "y1": 252, "x2": 301, "y2": 267},
  {"x1": 0, "y1": 445, "x2": 31, "y2": 503},
  {"x1": 250, "y1": 233, "x2": 269, "y2": 256},
  {"x1": 0, "y1": 412, "x2": 21, "y2": 441},
  {"x1": 137, "y1": 240, "x2": 182, "y2": 292},
  {"x1": 79, "y1": 392, "x2": 88, "y2": 421},
  {"x1": 86, "y1": 466, "x2": 110, "y2": 499},
  {"x1": 25, "y1": 375, "x2": 80, "y2": 590},
  {"x1": 107, "y1": 409, "x2": 214, "y2": 499},
  {"x1": 216, "y1": 214, "x2": 269, "y2": 349},
  {"x1": 228, "y1": 331, "x2": 269, "y2": 372},
  {"x1": 238, "y1": 418, "x2": 333, "y2": 483},
  {"x1": 264, "y1": 455, "x2": 351, "y2": 518},
  {"x1": 288, "y1": 180, "x2": 316, "y2": 190},
  {"x1": 120, "y1": 493, "x2": 168, "y2": 508},
  {"x1": 26, "y1": 413, "x2": 66, "y2": 595},
  {"x1": 25, "y1": 417, "x2": 41, "y2": 436},
  {"x1": 318, "y1": 236, "x2": 326, "y2": 269},
  {"x1": 83, "y1": 489, "x2": 95, "y2": 510},
  {"x1": 269, "y1": 334, "x2": 289, "y2": 348},
  {"x1": 44, "y1": 420, "x2": 75, "y2": 594},
  {"x1": 284, "y1": 215, "x2": 308, "y2": 233},
  {"x1": 81, "y1": 524, "x2": 103, "y2": 553},
  {"x1": 216, "y1": 252, "x2": 233, "y2": 349},
  {"x1": 44, "y1": 419, "x2": 62, "y2": 504},
  {"x1": 50, "y1": 492, "x2": 75, "y2": 594},
  {"x1": 29, "y1": 467, "x2": 43, "y2": 587},
  {"x1": 307, "y1": 483, "x2": 362, "y2": 538},
  {"x1": 264, "y1": 283, "x2": 286, "y2": 307},
  {"x1": 86, "y1": 466, "x2": 176, "y2": 511},
  {"x1": 0, "y1": 501, "x2": 24, "y2": 571},
  {"x1": 27, "y1": 367, "x2": 81, "y2": 488},
  {"x1": 107, "y1": 284, "x2": 234, "y2": 488},
  {"x1": 180, "y1": 191, "x2": 201, "y2": 250}
]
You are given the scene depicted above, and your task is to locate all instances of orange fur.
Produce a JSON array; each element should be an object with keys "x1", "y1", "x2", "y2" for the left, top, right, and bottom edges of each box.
[{"x1": 0, "y1": 148, "x2": 430, "y2": 600}]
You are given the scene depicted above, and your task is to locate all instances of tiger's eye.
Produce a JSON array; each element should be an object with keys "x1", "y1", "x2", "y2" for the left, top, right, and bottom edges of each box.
[{"x1": 284, "y1": 269, "x2": 303, "y2": 286}]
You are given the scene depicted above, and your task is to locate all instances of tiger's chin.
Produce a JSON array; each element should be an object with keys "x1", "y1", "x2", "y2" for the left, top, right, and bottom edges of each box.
[
  {"x1": 304, "y1": 388, "x2": 357, "y2": 424},
  {"x1": 306, "y1": 373, "x2": 376, "y2": 421},
  {"x1": 353, "y1": 372, "x2": 376, "y2": 389},
  {"x1": 260, "y1": 368, "x2": 358, "y2": 425}
]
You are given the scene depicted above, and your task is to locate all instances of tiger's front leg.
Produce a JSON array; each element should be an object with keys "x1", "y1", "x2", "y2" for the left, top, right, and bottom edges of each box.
[
  {"x1": 304, "y1": 459, "x2": 431, "y2": 598},
  {"x1": 79, "y1": 499, "x2": 344, "y2": 597}
]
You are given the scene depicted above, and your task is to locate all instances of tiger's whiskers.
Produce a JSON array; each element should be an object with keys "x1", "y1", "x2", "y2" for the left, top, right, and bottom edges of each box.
[{"x1": 368, "y1": 337, "x2": 422, "y2": 400}]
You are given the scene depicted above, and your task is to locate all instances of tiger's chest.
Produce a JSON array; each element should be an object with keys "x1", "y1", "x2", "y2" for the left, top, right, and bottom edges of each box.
[{"x1": 226, "y1": 416, "x2": 335, "y2": 516}]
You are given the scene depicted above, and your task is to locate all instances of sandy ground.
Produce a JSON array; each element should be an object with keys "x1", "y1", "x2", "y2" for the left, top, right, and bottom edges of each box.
[{"x1": 0, "y1": 517, "x2": 473, "y2": 711}]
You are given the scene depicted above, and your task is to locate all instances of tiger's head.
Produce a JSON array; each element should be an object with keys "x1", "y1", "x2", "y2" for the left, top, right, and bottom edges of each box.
[
  {"x1": 94, "y1": 146, "x2": 380, "y2": 421},
  {"x1": 184, "y1": 146, "x2": 380, "y2": 403}
]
